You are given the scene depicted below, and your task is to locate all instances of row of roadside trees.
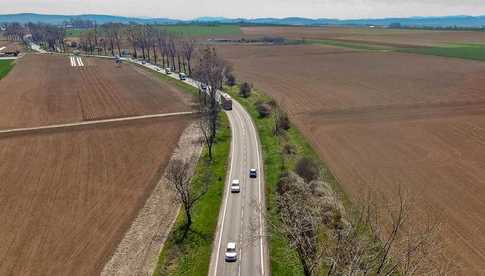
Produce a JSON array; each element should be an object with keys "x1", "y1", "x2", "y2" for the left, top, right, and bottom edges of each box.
[
  {"x1": 3, "y1": 21, "x2": 197, "y2": 76},
  {"x1": 79, "y1": 24, "x2": 196, "y2": 75}
]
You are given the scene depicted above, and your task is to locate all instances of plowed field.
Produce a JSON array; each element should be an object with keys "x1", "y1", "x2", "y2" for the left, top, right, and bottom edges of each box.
[
  {"x1": 241, "y1": 26, "x2": 485, "y2": 47},
  {"x1": 0, "y1": 54, "x2": 190, "y2": 129},
  {"x1": 0, "y1": 117, "x2": 191, "y2": 276},
  {"x1": 219, "y1": 44, "x2": 485, "y2": 274},
  {"x1": 0, "y1": 54, "x2": 194, "y2": 275}
]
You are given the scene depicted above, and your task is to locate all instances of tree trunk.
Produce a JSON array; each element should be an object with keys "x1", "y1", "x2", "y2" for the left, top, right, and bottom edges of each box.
[
  {"x1": 187, "y1": 58, "x2": 192, "y2": 75},
  {"x1": 171, "y1": 56, "x2": 176, "y2": 71},
  {"x1": 177, "y1": 55, "x2": 182, "y2": 72},
  {"x1": 132, "y1": 46, "x2": 137, "y2": 58}
]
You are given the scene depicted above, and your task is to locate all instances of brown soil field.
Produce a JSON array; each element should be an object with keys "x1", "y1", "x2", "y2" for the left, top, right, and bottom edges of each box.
[
  {"x1": 241, "y1": 26, "x2": 485, "y2": 47},
  {"x1": 0, "y1": 54, "x2": 191, "y2": 129},
  {"x1": 0, "y1": 40, "x2": 22, "y2": 51},
  {"x1": 0, "y1": 117, "x2": 191, "y2": 276},
  {"x1": 219, "y1": 44, "x2": 485, "y2": 273}
]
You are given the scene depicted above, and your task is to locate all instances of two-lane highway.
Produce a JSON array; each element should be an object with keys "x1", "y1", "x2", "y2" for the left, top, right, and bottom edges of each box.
[
  {"x1": 120, "y1": 59, "x2": 269, "y2": 276},
  {"x1": 209, "y1": 98, "x2": 268, "y2": 276}
]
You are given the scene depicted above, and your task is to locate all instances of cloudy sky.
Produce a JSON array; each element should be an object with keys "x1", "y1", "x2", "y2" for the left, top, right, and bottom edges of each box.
[{"x1": 4, "y1": 0, "x2": 485, "y2": 19}]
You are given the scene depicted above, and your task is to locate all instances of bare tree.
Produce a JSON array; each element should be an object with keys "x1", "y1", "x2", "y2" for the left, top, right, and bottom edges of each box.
[
  {"x1": 273, "y1": 168, "x2": 443, "y2": 276},
  {"x1": 167, "y1": 35, "x2": 177, "y2": 71},
  {"x1": 277, "y1": 172, "x2": 328, "y2": 276},
  {"x1": 126, "y1": 25, "x2": 140, "y2": 58},
  {"x1": 166, "y1": 158, "x2": 209, "y2": 236},
  {"x1": 273, "y1": 107, "x2": 290, "y2": 136},
  {"x1": 325, "y1": 188, "x2": 443, "y2": 276},
  {"x1": 181, "y1": 39, "x2": 196, "y2": 75},
  {"x1": 192, "y1": 47, "x2": 228, "y2": 160},
  {"x1": 156, "y1": 29, "x2": 169, "y2": 68}
]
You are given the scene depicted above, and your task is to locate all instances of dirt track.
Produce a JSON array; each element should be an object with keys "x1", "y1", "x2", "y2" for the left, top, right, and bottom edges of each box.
[
  {"x1": 241, "y1": 26, "x2": 485, "y2": 47},
  {"x1": 218, "y1": 44, "x2": 485, "y2": 274},
  {"x1": 0, "y1": 54, "x2": 191, "y2": 129},
  {"x1": 0, "y1": 40, "x2": 22, "y2": 52}
]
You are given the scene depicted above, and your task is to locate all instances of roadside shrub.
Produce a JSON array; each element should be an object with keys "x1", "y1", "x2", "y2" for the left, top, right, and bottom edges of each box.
[
  {"x1": 282, "y1": 143, "x2": 296, "y2": 155},
  {"x1": 239, "y1": 82, "x2": 252, "y2": 98},
  {"x1": 225, "y1": 73, "x2": 236, "y2": 86},
  {"x1": 273, "y1": 109, "x2": 290, "y2": 136},
  {"x1": 267, "y1": 99, "x2": 277, "y2": 107},
  {"x1": 295, "y1": 157, "x2": 320, "y2": 183},
  {"x1": 256, "y1": 102, "x2": 272, "y2": 118}
]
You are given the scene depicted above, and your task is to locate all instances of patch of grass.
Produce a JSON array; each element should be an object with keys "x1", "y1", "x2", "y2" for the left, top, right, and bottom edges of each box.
[
  {"x1": 399, "y1": 43, "x2": 485, "y2": 61},
  {"x1": 304, "y1": 39, "x2": 392, "y2": 51},
  {"x1": 153, "y1": 113, "x2": 230, "y2": 276},
  {"x1": 0, "y1": 60, "x2": 14, "y2": 80},
  {"x1": 158, "y1": 25, "x2": 242, "y2": 37}
]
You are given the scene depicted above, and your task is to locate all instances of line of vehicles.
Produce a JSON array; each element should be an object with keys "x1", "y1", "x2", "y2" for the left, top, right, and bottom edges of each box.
[
  {"x1": 225, "y1": 168, "x2": 258, "y2": 262},
  {"x1": 162, "y1": 66, "x2": 232, "y2": 111},
  {"x1": 137, "y1": 56, "x2": 252, "y2": 265}
]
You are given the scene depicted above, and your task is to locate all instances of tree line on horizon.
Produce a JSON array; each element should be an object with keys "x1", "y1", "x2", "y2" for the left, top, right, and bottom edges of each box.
[{"x1": 2, "y1": 21, "x2": 197, "y2": 75}]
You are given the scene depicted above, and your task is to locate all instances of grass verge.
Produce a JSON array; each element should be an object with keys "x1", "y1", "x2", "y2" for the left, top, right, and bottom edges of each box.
[
  {"x1": 0, "y1": 60, "x2": 14, "y2": 80},
  {"x1": 153, "y1": 114, "x2": 231, "y2": 276},
  {"x1": 225, "y1": 85, "x2": 343, "y2": 275}
]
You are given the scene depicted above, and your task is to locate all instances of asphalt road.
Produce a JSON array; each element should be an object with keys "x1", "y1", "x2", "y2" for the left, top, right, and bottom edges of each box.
[
  {"x1": 208, "y1": 98, "x2": 268, "y2": 276},
  {"x1": 128, "y1": 60, "x2": 269, "y2": 276}
]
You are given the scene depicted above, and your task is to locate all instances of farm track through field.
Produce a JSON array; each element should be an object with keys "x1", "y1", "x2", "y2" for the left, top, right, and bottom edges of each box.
[{"x1": 0, "y1": 111, "x2": 197, "y2": 136}]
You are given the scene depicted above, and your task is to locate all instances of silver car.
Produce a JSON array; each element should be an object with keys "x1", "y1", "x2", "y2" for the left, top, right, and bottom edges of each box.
[{"x1": 231, "y1": 179, "x2": 240, "y2": 193}]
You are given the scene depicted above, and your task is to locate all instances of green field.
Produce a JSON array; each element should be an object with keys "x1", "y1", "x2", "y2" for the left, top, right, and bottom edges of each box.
[
  {"x1": 65, "y1": 28, "x2": 86, "y2": 37},
  {"x1": 65, "y1": 24, "x2": 241, "y2": 38},
  {"x1": 400, "y1": 43, "x2": 485, "y2": 61},
  {"x1": 159, "y1": 24, "x2": 241, "y2": 37},
  {"x1": 304, "y1": 39, "x2": 393, "y2": 51},
  {"x1": 0, "y1": 60, "x2": 14, "y2": 80}
]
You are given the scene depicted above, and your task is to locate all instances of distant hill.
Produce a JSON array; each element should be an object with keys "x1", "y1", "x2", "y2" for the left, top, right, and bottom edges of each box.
[
  {"x1": 0, "y1": 13, "x2": 180, "y2": 25},
  {"x1": 1, "y1": 13, "x2": 485, "y2": 28}
]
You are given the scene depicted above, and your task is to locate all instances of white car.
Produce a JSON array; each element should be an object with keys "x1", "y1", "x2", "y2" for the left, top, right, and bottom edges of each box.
[
  {"x1": 225, "y1": 242, "x2": 238, "y2": 262},
  {"x1": 231, "y1": 179, "x2": 240, "y2": 193},
  {"x1": 165, "y1": 68, "x2": 172, "y2": 74}
]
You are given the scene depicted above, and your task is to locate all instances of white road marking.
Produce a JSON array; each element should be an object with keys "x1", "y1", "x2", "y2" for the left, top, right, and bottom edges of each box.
[
  {"x1": 213, "y1": 111, "x2": 237, "y2": 276},
  {"x1": 70, "y1": 56, "x2": 76, "y2": 67},
  {"x1": 76, "y1": 56, "x2": 84, "y2": 67},
  {"x1": 0, "y1": 111, "x2": 196, "y2": 135}
]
